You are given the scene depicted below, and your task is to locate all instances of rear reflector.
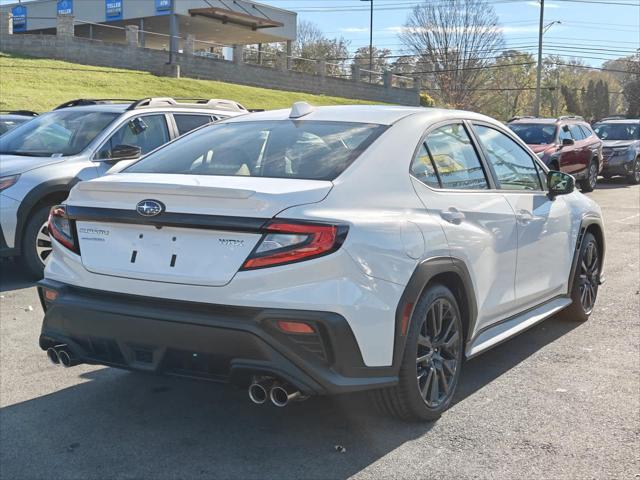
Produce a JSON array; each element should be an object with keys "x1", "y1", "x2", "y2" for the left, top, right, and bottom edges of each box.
[
  {"x1": 43, "y1": 288, "x2": 58, "y2": 302},
  {"x1": 276, "y1": 320, "x2": 315, "y2": 335},
  {"x1": 401, "y1": 303, "x2": 414, "y2": 336}
]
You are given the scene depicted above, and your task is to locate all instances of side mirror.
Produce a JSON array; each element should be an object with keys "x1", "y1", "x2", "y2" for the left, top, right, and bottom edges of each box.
[
  {"x1": 110, "y1": 144, "x2": 142, "y2": 161},
  {"x1": 561, "y1": 138, "x2": 574, "y2": 147},
  {"x1": 548, "y1": 170, "x2": 575, "y2": 198}
]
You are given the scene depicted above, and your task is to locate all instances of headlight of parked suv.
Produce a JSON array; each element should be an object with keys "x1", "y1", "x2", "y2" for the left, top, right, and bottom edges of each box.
[
  {"x1": 0, "y1": 175, "x2": 20, "y2": 191},
  {"x1": 611, "y1": 146, "x2": 630, "y2": 155}
]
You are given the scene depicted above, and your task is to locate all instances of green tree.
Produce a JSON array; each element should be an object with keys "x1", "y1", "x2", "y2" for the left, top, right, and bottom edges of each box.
[{"x1": 561, "y1": 85, "x2": 581, "y2": 115}]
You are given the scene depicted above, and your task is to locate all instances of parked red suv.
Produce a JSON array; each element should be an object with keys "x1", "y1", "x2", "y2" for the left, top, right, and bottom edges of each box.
[{"x1": 508, "y1": 116, "x2": 603, "y2": 192}]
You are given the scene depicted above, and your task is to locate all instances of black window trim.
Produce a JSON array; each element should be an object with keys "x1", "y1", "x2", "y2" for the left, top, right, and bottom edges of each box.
[
  {"x1": 468, "y1": 120, "x2": 549, "y2": 194},
  {"x1": 171, "y1": 113, "x2": 217, "y2": 137},
  {"x1": 409, "y1": 119, "x2": 497, "y2": 192}
]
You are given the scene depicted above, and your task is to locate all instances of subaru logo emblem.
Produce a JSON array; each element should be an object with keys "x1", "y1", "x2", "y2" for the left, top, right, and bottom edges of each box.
[{"x1": 136, "y1": 200, "x2": 164, "y2": 217}]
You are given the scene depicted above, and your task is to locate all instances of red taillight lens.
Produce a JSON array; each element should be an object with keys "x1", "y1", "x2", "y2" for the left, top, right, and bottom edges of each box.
[
  {"x1": 48, "y1": 205, "x2": 78, "y2": 254},
  {"x1": 241, "y1": 220, "x2": 347, "y2": 270}
]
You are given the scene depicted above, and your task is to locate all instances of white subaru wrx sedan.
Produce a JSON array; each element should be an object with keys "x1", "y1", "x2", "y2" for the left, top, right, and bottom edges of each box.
[{"x1": 38, "y1": 103, "x2": 605, "y2": 420}]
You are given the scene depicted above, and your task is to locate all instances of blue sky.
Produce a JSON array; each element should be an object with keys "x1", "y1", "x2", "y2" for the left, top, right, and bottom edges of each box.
[
  {"x1": 264, "y1": 0, "x2": 640, "y2": 66},
  {"x1": 2, "y1": 0, "x2": 638, "y2": 66}
]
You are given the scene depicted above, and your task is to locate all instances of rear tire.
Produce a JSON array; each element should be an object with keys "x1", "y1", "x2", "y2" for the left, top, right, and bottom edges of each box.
[
  {"x1": 371, "y1": 284, "x2": 464, "y2": 421},
  {"x1": 21, "y1": 205, "x2": 53, "y2": 279},
  {"x1": 580, "y1": 159, "x2": 598, "y2": 192},
  {"x1": 627, "y1": 158, "x2": 640, "y2": 185},
  {"x1": 562, "y1": 232, "x2": 600, "y2": 322}
]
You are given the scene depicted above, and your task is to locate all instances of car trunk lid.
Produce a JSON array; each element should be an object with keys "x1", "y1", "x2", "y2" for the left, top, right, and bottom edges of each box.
[{"x1": 67, "y1": 173, "x2": 333, "y2": 286}]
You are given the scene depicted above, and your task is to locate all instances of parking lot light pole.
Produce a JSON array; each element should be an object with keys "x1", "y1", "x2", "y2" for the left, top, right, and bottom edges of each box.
[{"x1": 534, "y1": 0, "x2": 545, "y2": 117}]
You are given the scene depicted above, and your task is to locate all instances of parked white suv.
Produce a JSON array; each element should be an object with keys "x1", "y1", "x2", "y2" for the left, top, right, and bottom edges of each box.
[{"x1": 38, "y1": 104, "x2": 605, "y2": 420}]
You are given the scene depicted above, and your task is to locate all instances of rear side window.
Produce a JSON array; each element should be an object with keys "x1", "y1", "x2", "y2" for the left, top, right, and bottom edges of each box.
[
  {"x1": 126, "y1": 120, "x2": 386, "y2": 181},
  {"x1": 579, "y1": 125, "x2": 593, "y2": 138},
  {"x1": 410, "y1": 143, "x2": 440, "y2": 188},
  {"x1": 417, "y1": 124, "x2": 488, "y2": 190},
  {"x1": 174, "y1": 114, "x2": 213, "y2": 136},
  {"x1": 473, "y1": 125, "x2": 542, "y2": 191}
]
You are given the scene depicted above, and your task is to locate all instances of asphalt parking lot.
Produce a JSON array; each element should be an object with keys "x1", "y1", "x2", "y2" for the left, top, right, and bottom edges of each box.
[{"x1": 0, "y1": 179, "x2": 638, "y2": 480}]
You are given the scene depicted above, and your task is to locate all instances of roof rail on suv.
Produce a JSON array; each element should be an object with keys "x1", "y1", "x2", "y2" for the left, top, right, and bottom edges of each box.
[
  {"x1": 127, "y1": 97, "x2": 248, "y2": 112},
  {"x1": 507, "y1": 115, "x2": 536, "y2": 122},
  {"x1": 0, "y1": 110, "x2": 39, "y2": 116},
  {"x1": 599, "y1": 115, "x2": 628, "y2": 121},
  {"x1": 54, "y1": 99, "x2": 139, "y2": 110},
  {"x1": 558, "y1": 115, "x2": 585, "y2": 122}
]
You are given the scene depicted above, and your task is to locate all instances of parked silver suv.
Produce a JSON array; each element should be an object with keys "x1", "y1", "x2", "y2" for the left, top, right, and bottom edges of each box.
[{"x1": 0, "y1": 97, "x2": 248, "y2": 277}]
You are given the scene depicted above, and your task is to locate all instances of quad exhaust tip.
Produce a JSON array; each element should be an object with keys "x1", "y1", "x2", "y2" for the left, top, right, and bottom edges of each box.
[
  {"x1": 248, "y1": 377, "x2": 305, "y2": 407},
  {"x1": 248, "y1": 378, "x2": 273, "y2": 405},
  {"x1": 46, "y1": 347, "x2": 60, "y2": 365},
  {"x1": 269, "y1": 383, "x2": 301, "y2": 407}
]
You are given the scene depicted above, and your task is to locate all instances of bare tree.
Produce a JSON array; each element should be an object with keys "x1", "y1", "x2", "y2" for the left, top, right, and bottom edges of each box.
[
  {"x1": 292, "y1": 20, "x2": 350, "y2": 76},
  {"x1": 399, "y1": 0, "x2": 504, "y2": 109}
]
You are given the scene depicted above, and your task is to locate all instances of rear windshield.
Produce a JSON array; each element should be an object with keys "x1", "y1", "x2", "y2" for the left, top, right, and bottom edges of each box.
[
  {"x1": 125, "y1": 120, "x2": 387, "y2": 181},
  {"x1": 508, "y1": 123, "x2": 557, "y2": 145},
  {"x1": 594, "y1": 122, "x2": 639, "y2": 141}
]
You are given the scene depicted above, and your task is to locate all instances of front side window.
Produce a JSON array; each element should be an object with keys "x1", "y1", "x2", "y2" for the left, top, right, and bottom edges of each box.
[
  {"x1": 126, "y1": 120, "x2": 386, "y2": 181},
  {"x1": 559, "y1": 126, "x2": 573, "y2": 142},
  {"x1": 474, "y1": 125, "x2": 542, "y2": 191},
  {"x1": 96, "y1": 114, "x2": 170, "y2": 159},
  {"x1": 0, "y1": 110, "x2": 118, "y2": 157},
  {"x1": 568, "y1": 124, "x2": 585, "y2": 140},
  {"x1": 174, "y1": 114, "x2": 214, "y2": 136},
  {"x1": 422, "y1": 124, "x2": 488, "y2": 190}
]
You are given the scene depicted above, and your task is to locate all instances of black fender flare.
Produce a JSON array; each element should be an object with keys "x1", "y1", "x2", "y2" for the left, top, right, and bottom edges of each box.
[
  {"x1": 392, "y1": 257, "x2": 478, "y2": 369},
  {"x1": 14, "y1": 178, "x2": 79, "y2": 254}
]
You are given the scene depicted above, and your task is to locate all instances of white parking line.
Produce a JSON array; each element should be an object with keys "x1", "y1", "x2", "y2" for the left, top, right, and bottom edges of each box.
[{"x1": 615, "y1": 213, "x2": 640, "y2": 224}]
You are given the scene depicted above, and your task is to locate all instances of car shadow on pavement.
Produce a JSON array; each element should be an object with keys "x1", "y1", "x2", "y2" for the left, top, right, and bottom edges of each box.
[
  {"x1": 0, "y1": 312, "x2": 581, "y2": 480},
  {"x1": 0, "y1": 259, "x2": 37, "y2": 293},
  {"x1": 596, "y1": 177, "x2": 636, "y2": 190}
]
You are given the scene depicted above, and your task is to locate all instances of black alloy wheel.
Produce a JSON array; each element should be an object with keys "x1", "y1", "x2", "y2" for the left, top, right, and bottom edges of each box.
[
  {"x1": 582, "y1": 160, "x2": 598, "y2": 192},
  {"x1": 562, "y1": 232, "x2": 600, "y2": 322},
  {"x1": 628, "y1": 158, "x2": 640, "y2": 185},
  {"x1": 416, "y1": 298, "x2": 461, "y2": 408},
  {"x1": 371, "y1": 284, "x2": 464, "y2": 421}
]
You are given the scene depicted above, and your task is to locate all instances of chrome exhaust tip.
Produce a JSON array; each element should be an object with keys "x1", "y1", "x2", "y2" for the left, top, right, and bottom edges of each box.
[
  {"x1": 57, "y1": 348, "x2": 76, "y2": 368},
  {"x1": 46, "y1": 347, "x2": 60, "y2": 365},
  {"x1": 269, "y1": 384, "x2": 301, "y2": 407},
  {"x1": 248, "y1": 377, "x2": 274, "y2": 405}
]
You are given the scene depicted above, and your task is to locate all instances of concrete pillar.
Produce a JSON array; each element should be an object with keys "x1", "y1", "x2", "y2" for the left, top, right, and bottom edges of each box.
[
  {"x1": 315, "y1": 60, "x2": 326, "y2": 77},
  {"x1": 351, "y1": 64, "x2": 361, "y2": 82},
  {"x1": 286, "y1": 40, "x2": 292, "y2": 70},
  {"x1": 125, "y1": 25, "x2": 139, "y2": 48},
  {"x1": 232, "y1": 44, "x2": 243, "y2": 64},
  {"x1": 183, "y1": 34, "x2": 195, "y2": 55},
  {"x1": 56, "y1": 14, "x2": 75, "y2": 39},
  {"x1": 276, "y1": 51, "x2": 287, "y2": 71},
  {"x1": 0, "y1": 11, "x2": 13, "y2": 36},
  {"x1": 139, "y1": 18, "x2": 145, "y2": 47},
  {"x1": 163, "y1": 63, "x2": 180, "y2": 78},
  {"x1": 383, "y1": 70, "x2": 393, "y2": 88},
  {"x1": 169, "y1": 13, "x2": 179, "y2": 58}
]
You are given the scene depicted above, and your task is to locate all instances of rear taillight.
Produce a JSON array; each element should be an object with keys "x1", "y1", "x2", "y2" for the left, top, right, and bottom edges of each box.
[
  {"x1": 48, "y1": 205, "x2": 79, "y2": 254},
  {"x1": 241, "y1": 220, "x2": 347, "y2": 270}
]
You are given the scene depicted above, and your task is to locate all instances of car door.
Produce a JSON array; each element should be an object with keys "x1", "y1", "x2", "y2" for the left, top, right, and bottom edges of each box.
[
  {"x1": 93, "y1": 113, "x2": 172, "y2": 175},
  {"x1": 471, "y1": 122, "x2": 574, "y2": 309},
  {"x1": 568, "y1": 123, "x2": 590, "y2": 176},
  {"x1": 557, "y1": 125, "x2": 581, "y2": 174},
  {"x1": 410, "y1": 121, "x2": 519, "y2": 332}
]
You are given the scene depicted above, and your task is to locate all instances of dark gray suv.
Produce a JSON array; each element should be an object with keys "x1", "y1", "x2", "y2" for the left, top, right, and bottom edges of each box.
[{"x1": 593, "y1": 118, "x2": 640, "y2": 184}]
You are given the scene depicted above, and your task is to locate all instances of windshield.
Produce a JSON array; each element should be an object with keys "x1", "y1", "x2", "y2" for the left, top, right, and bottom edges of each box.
[
  {"x1": 593, "y1": 123, "x2": 639, "y2": 141},
  {"x1": 508, "y1": 123, "x2": 557, "y2": 145},
  {"x1": 0, "y1": 110, "x2": 118, "y2": 157},
  {"x1": 126, "y1": 120, "x2": 387, "y2": 181}
]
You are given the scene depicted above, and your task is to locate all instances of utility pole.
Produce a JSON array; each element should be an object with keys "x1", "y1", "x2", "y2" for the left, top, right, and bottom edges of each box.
[
  {"x1": 534, "y1": 0, "x2": 544, "y2": 117},
  {"x1": 361, "y1": 0, "x2": 373, "y2": 81}
]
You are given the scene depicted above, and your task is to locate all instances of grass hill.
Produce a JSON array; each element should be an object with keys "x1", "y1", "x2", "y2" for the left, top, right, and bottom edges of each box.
[{"x1": 0, "y1": 52, "x2": 378, "y2": 112}]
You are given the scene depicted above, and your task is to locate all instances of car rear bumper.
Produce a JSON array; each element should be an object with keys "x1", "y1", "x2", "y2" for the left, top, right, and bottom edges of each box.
[{"x1": 38, "y1": 279, "x2": 398, "y2": 395}]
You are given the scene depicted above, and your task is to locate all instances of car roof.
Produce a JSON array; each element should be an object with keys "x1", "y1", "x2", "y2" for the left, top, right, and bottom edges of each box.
[
  {"x1": 0, "y1": 114, "x2": 33, "y2": 121},
  {"x1": 222, "y1": 104, "x2": 500, "y2": 126},
  {"x1": 595, "y1": 119, "x2": 640, "y2": 124}
]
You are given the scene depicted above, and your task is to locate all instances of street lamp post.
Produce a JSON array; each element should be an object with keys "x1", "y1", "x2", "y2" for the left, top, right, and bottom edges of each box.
[{"x1": 534, "y1": 0, "x2": 545, "y2": 117}]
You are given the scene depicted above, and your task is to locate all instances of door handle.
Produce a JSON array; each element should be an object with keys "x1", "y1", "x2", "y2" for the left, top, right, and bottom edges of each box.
[
  {"x1": 440, "y1": 208, "x2": 465, "y2": 225},
  {"x1": 516, "y1": 210, "x2": 534, "y2": 225}
]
